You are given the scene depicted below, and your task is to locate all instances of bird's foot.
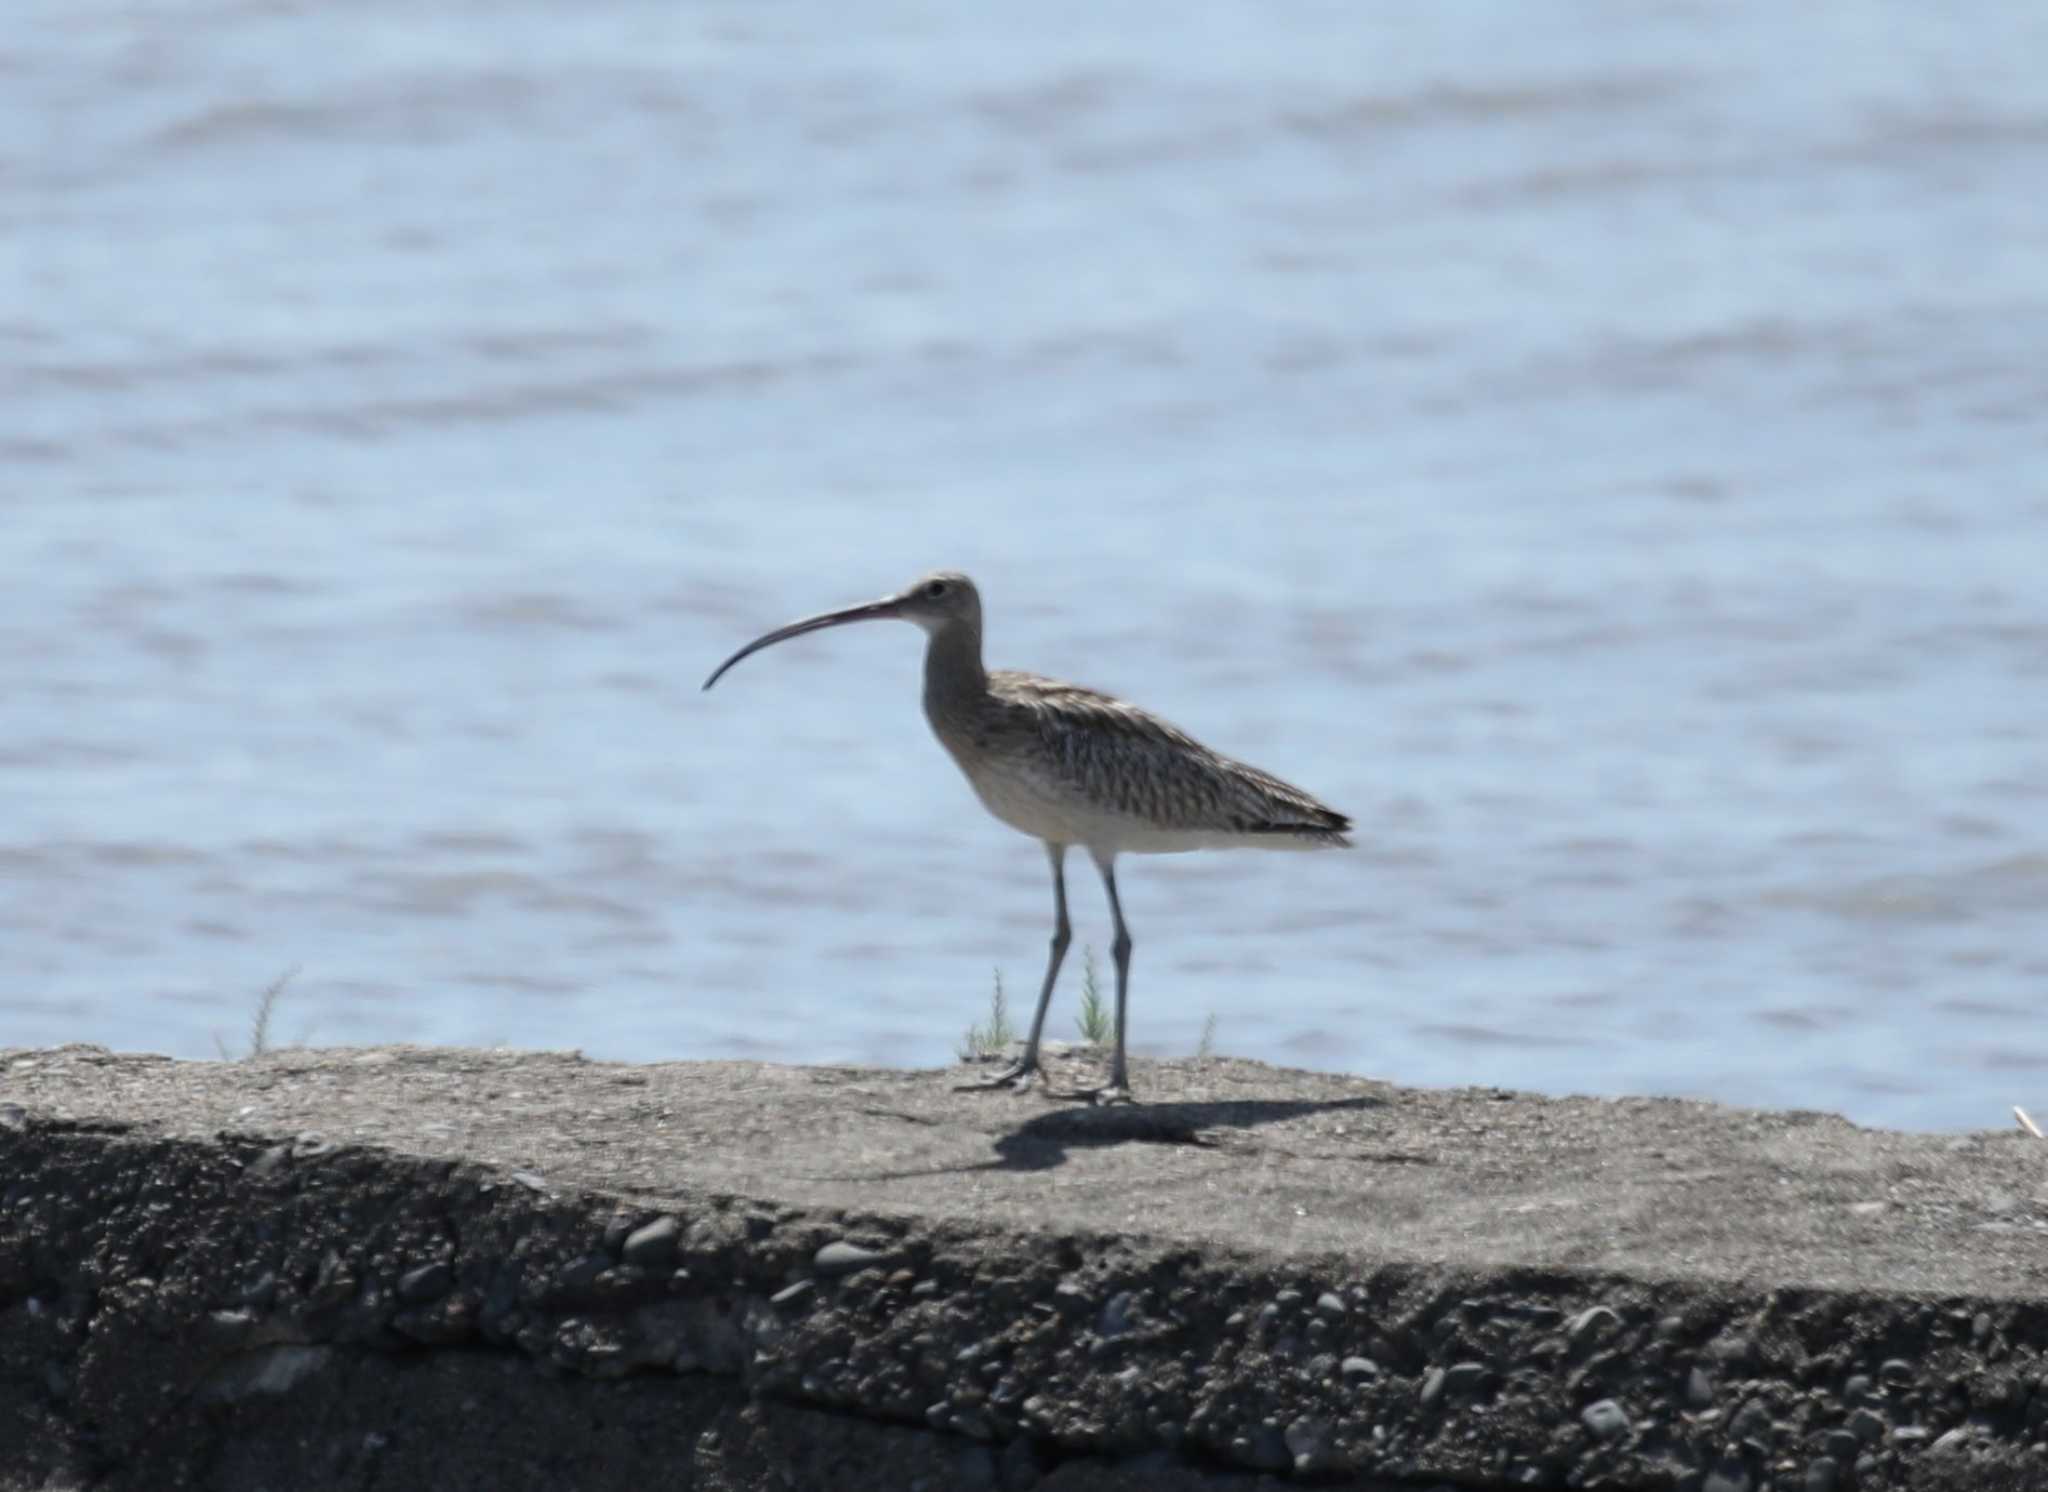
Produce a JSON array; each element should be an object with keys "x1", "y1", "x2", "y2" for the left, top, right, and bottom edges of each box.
[
  {"x1": 1052, "y1": 1076, "x2": 1136, "y2": 1106},
  {"x1": 1041, "y1": 1065, "x2": 1137, "y2": 1105},
  {"x1": 954, "y1": 1058, "x2": 1041, "y2": 1094}
]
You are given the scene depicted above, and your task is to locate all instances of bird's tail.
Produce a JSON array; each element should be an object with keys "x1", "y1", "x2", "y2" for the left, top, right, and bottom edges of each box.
[{"x1": 1242, "y1": 809, "x2": 1353, "y2": 848}]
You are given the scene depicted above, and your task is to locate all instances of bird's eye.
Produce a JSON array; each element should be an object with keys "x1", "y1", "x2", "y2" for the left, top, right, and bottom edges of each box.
[{"x1": 923, "y1": 579, "x2": 949, "y2": 599}]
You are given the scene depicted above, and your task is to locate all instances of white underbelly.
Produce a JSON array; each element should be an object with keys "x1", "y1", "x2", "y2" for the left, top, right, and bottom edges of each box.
[{"x1": 957, "y1": 757, "x2": 1256, "y2": 855}]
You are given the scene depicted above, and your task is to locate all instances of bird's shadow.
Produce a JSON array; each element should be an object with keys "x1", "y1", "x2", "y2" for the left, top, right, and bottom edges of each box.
[{"x1": 855, "y1": 1093, "x2": 1389, "y2": 1182}]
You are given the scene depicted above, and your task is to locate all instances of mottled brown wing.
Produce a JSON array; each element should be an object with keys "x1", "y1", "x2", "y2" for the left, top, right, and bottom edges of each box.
[{"x1": 989, "y1": 672, "x2": 1352, "y2": 842}]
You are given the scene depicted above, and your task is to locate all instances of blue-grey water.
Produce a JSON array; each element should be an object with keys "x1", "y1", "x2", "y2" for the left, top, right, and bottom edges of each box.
[{"x1": 7, "y1": 1, "x2": 2048, "y2": 1129}]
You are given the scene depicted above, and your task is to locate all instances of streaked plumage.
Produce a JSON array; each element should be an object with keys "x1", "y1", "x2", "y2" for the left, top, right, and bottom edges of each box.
[
  {"x1": 932, "y1": 672, "x2": 1351, "y2": 853},
  {"x1": 704, "y1": 569, "x2": 1351, "y2": 1102}
]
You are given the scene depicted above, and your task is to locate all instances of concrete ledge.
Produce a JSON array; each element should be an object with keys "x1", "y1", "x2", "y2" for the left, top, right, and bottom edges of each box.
[{"x1": 3, "y1": 1045, "x2": 2046, "y2": 1491}]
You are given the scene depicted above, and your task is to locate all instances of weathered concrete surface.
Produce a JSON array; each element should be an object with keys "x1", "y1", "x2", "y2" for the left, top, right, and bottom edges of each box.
[{"x1": 4, "y1": 1045, "x2": 2048, "y2": 1491}]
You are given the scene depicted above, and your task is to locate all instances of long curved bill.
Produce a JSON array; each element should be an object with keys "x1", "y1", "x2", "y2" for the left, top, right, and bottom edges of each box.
[{"x1": 702, "y1": 595, "x2": 906, "y2": 690}]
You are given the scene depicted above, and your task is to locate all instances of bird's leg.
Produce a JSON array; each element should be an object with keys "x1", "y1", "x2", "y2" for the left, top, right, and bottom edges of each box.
[
  {"x1": 1017, "y1": 843, "x2": 1073, "y2": 1074},
  {"x1": 957, "y1": 842, "x2": 1069, "y2": 1092},
  {"x1": 1092, "y1": 850, "x2": 1137, "y2": 1105}
]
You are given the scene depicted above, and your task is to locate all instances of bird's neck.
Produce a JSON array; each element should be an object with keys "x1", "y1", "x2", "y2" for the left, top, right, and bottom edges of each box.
[{"x1": 922, "y1": 618, "x2": 988, "y2": 720}]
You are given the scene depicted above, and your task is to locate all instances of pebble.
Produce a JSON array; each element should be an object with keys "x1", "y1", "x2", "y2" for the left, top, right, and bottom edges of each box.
[
  {"x1": 1823, "y1": 1430, "x2": 1860, "y2": 1462},
  {"x1": 1707, "y1": 1333, "x2": 1754, "y2": 1365},
  {"x1": 397, "y1": 1262, "x2": 452, "y2": 1304},
  {"x1": 621, "y1": 1216, "x2": 681, "y2": 1269},
  {"x1": 1580, "y1": 1399, "x2": 1630, "y2": 1441},
  {"x1": 1098, "y1": 1291, "x2": 1135, "y2": 1337},
  {"x1": 770, "y1": 1280, "x2": 814, "y2": 1308},
  {"x1": 1420, "y1": 1368, "x2": 1447, "y2": 1407},
  {"x1": 0, "y1": 1104, "x2": 26, "y2": 1131},
  {"x1": 1843, "y1": 1374, "x2": 1874, "y2": 1404},
  {"x1": 1879, "y1": 1358, "x2": 1915, "y2": 1388},
  {"x1": 1892, "y1": 1425, "x2": 1930, "y2": 1445},
  {"x1": 557, "y1": 1253, "x2": 608, "y2": 1292},
  {"x1": 1729, "y1": 1399, "x2": 1771, "y2": 1441},
  {"x1": 1849, "y1": 1407, "x2": 1886, "y2": 1444},
  {"x1": 1686, "y1": 1366, "x2": 1716, "y2": 1408},
  {"x1": 1804, "y1": 1458, "x2": 1839, "y2": 1492},
  {"x1": 1315, "y1": 1291, "x2": 1347, "y2": 1319},
  {"x1": 813, "y1": 1241, "x2": 897, "y2": 1278},
  {"x1": 1053, "y1": 1279, "x2": 1093, "y2": 1312},
  {"x1": 1567, "y1": 1306, "x2": 1619, "y2": 1343},
  {"x1": 1443, "y1": 1362, "x2": 1490, "y2": 1395},
  {"x1": 1340, "y1": 1356, "x2": 1380, "y2": 1382},
  {"x1": 1931, "y1": 1427, "x2": 1972, "y2": 1453}
]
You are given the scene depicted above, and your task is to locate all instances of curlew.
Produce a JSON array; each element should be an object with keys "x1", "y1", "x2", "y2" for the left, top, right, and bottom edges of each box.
[{"x1": 702, "y1": 570, "x2": 1351, "y2": 1104}]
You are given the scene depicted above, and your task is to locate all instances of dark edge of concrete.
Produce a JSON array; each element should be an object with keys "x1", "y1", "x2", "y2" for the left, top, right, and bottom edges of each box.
[{"x1": 3, "y1": 1052, "x2": 2047, "y2": 1492}]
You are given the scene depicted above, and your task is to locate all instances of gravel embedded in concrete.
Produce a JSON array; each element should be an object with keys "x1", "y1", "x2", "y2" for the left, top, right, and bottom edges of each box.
[
  {"x1": 621, "y1": 1215, "x2": 681, "y2": 1269},
  {"x1": 814, "y1": 1240, "x2": 900, "y2": 1278},
  {"x1": 4, "y1": 1043, "x2": 2048, "y2": 1492},
  {"x1": 1581, "y1": 1398, "x2": 1630, "y2": 1441}
]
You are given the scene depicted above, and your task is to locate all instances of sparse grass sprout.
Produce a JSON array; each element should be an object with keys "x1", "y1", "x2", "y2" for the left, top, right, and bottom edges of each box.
[
  {"x1": 959, "y1": 967, "x2": 1018, "y2": 1061},
  {"x1": 1074, "y1": 946, "x2": 1110, "y2": 1046},
  {"x1": 214, "y1": 966, "x2": 300, "y2": 1061}
]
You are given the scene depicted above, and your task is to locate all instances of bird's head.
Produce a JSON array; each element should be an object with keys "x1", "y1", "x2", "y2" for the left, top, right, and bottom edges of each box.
[{"x1": 890, "y1": 570, "x2": 981, "y2": 634}]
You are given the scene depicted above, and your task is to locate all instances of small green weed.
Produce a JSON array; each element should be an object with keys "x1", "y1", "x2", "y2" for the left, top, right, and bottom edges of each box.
[
  {"x1": 1074, "y1": 946, "x2": 1111, "y2": 1046},
  {"x1": 958, "y1": 968, "x2": 1018, "y2": 1061},
  {"x1": 214, "y1": 966, "x2": 300, "y2": 1060}
]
